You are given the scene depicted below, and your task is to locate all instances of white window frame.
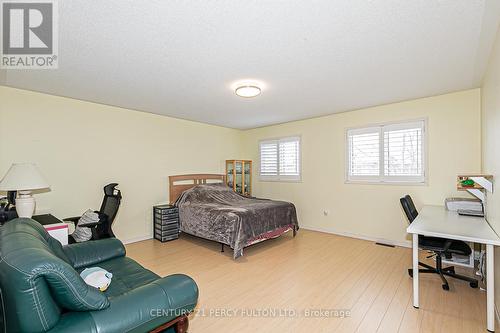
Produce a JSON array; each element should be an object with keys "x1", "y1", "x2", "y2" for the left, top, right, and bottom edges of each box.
[
  {"x1": 259, "y1": 136, "x2": 302, "y2": 182},
  {"x1": 345, "y1": 119, "x2": 427, "y2": 185}
]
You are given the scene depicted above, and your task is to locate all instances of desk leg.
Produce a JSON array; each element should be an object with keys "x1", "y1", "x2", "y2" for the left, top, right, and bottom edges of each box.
[
  {"x1": 412, "y1": 233, "x2": 419, "y2": 308},
  {"x1": 487, "y1": 244, "x2": 495, "y2": 332}
]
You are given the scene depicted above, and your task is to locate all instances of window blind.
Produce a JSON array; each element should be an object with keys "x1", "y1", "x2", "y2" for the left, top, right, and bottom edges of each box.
[
  {"x1": 347, "y1": 127, "x2": 380, "y2": 178},
  {"x1": 383, "y1": 122, "x2": 423, "y2": 181},
  {"x1": 260, "y1": 140, "x2": 278, "y2": 176},
  {"x1": 260, "y1": 137, "x2": 301, "y2": 181},
  {"x1": 279, "y1": 138, "x2": 300, "y2": 176},
  {"x1": 347, "y1": 120, "x2": 425, "y2": 183}
]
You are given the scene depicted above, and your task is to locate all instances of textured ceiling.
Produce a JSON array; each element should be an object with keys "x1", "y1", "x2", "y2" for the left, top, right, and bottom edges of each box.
[{"x1": 1, "y1": 0, "x2": 500, "y2": 129}]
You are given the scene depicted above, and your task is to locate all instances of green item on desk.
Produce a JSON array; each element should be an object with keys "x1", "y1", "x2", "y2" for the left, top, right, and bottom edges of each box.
[{"x1": 461, "y1": 179, "x2": 475, "y2": 187}]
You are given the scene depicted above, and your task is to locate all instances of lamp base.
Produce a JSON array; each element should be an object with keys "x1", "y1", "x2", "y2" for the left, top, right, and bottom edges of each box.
[{"x1": 15, "y1": 191, "x2": 35, "y2": 218}]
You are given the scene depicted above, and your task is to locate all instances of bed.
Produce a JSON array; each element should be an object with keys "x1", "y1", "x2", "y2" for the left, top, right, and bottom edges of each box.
[{"x1": 169, "y1": 174, "x2": 299, "y2": 258}]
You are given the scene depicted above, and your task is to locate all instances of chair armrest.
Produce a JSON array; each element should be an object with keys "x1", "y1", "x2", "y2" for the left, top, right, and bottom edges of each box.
[
  {"x1": 443, "y1": 240, "x2": 453, "y2": 252},
  {"x1": 63, "y1": 238, "x2": 126, "y2": 269},
  {"x1": 442, "y1": 240, "x2": 454, "y2": 259},
  {"x1": 79, "y1": 221, "x2": 101, "y2": 228},
  {"x1": 47, "y1": 274, "x2": 198, "y2": 333},
  {"x1": 84, "y1": 213, "x2": 106, "y2": 229},
  {"x1": 65, "y1": 212, "x2": 105, "y2": 227},
  {"x1": 63, "y1": 216, "x2": 81, "y2": 224}
]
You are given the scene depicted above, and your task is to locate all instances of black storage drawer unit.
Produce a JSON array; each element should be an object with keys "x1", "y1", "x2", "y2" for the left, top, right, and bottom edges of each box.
[{"x1": 153, "y1": 204, "x2": 179, "y2": 242}]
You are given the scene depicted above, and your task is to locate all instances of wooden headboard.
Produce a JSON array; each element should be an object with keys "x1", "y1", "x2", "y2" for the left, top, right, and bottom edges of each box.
[{"x1": 169, "y1": 174, "x2": 226, "y2": 203}]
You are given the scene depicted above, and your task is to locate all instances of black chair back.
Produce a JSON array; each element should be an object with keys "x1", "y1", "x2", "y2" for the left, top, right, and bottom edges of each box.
[
  {"x1": 96, "y1": 183, "x2": 122, "y2": 238},
  {"x1": 400, "y1": 195, "x2": 418, "y2": 223}
]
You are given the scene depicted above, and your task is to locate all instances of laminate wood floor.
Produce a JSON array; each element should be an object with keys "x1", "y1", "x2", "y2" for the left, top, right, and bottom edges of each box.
[{"x1": 126, "y1": 229, "x2": 488, "y2": 333}]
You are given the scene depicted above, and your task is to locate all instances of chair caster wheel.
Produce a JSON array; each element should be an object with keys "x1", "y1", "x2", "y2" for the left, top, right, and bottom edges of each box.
[
  {"x1": 470, "y1": 281, "x2": 478, "y2": 288},
  {"x1": 442, "y1": 284, "x2": 450, "y2": 291},
  {"x1": 408, "y1": 269, "x2": 413, "y2": 278}
]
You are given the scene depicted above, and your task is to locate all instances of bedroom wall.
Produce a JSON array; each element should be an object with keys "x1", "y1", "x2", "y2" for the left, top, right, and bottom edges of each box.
[
  {"x1": 481, "y1": 24, "x2": 500, "y2": 320},
  {"x1": 0, "y1": 86, "x2": 483, "y2": 248},
  {"x1": 0, "y1": 86, "x2": 242, "y2": 242},
  {"x1": 241, "y1": 89, "x2": 481, "y2": 246}
]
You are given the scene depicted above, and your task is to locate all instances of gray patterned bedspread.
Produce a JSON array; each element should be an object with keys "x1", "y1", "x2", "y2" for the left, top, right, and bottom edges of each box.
[{"x1": 175, "y1": 183, "x2": 299, "y2": 258}]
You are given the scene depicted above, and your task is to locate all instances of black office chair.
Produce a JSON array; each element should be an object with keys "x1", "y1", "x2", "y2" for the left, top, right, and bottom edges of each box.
[
  {"x1": 400, "y1": 195, "x2": 478, "y2": 290},
  {"x1": 66, "y1": 183, "x2": 122, "y2": 243}
]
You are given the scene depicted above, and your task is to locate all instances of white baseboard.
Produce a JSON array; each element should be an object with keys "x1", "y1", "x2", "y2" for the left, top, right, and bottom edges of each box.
[
  {"x1": 300, "y1": 225, "x2": 412, "y2": 248},
  {"x1": 120, "y1": 227, "x2": 412, "y2": 249},
  {"x1": 121, "y1": 234, "x2": 152, "y2": 245}
]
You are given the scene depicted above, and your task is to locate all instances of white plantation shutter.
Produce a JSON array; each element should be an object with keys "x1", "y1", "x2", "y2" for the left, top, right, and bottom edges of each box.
[
  {"x1": 347, "y1": 127, "x2": 381, "y2": 180},
  {"x1": 260, "y1": 137, "x2": 301, "y2": 181},
  {"x1": 260, "y1": 140, "x2": 278, "y2": 176},
  {"x1": 383, "y1": 121, "x2": 424, "y2": 182},
  {"x1": 347, "y1": 120, "x2": 425, "y2": 183},
  {"x1": 279, "y1": 138, "x2": 300, "y2": 176}
]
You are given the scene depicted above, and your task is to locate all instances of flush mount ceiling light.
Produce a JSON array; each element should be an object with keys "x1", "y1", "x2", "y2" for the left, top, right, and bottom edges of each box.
[{"x1": 235, "y1": 85, "x2": 261, "y2": 98}]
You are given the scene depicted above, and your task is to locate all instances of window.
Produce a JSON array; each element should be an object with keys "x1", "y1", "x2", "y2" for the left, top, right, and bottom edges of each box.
[
  {"x1": 346, "y1": 120, "x2": 425, "y2": 183},
  {"x1": 260, "y1": 136, "x2": 301, "y2": 181}
]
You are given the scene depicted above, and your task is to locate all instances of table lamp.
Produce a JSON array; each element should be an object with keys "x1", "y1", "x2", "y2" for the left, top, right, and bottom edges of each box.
[{"x1": 0, "y1": 163, "x2": 50, "y2": 218}]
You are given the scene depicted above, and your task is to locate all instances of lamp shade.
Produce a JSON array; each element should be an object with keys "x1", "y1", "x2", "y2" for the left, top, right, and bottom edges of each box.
[{"x1": 0, "y1": 163, "x2": 50, "y2": 191}]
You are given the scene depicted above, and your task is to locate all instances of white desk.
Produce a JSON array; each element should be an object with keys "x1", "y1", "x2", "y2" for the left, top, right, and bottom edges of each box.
[{"x1": 407, "y1": 205, "x2": 500, "y2": 332}]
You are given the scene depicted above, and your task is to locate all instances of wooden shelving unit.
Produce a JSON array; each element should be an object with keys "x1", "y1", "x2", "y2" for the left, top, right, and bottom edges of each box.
[{"x1": 226, "y1": 160, "x2": 252, "y2": 196}]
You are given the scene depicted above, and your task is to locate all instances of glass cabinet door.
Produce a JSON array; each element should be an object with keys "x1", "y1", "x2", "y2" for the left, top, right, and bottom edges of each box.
[
  {"x1": 244, "y1": 162, "x2": 251, "y2": 196},
  {"x1": 226, "y1": 161, "x2": 234, "y2": 190},
  {"x1": 226, "y1": 160, "x2": 251, "y2": 196},
  {"x1": 235, "y1": 161, "x2": 243, "y2": 194}
]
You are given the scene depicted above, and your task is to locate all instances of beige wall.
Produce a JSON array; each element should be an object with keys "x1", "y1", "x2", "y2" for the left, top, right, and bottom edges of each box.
[
  {"x1": 0, "y1": 86, "x2": 483, "y2": 248},
  {"x1": 242, "y1": 89, "x2": 481, "y2": 246},
  {"x1": 481, "y1": 26, "x2": 500, "y2": 317},
  {"x1": 0, "y1": 86, "x2": 242, "y2": 242}
]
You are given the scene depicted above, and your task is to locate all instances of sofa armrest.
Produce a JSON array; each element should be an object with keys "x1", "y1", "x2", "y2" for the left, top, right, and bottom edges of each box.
[
  {"x1": 63, "y1": 238, "x2": 126, "y2": 269},
  {"x1": 47, "y1": 274, "x2": 199, "y2": 333}
]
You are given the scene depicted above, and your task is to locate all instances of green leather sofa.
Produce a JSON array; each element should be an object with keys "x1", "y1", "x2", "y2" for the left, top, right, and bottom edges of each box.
[{"x1": 0, "y1": 218, "x2": 199, "y2": 333}]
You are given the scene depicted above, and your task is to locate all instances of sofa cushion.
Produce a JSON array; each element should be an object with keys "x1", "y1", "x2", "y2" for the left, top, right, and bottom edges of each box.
[
  {"x1": 90, "y1": 256, "x2": 160, "y2": 298},
  {"x1": 90, "y1": 274, "x2": 198, "y2": 333}
]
